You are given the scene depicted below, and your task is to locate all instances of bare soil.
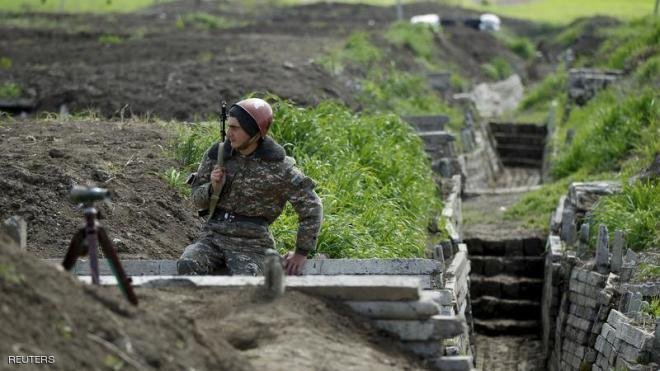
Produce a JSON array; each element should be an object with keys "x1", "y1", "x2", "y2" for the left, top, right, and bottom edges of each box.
[
  {"x1": 0, "y1": 0, "x2": 544, "y2": 120},
  {"x1": 0, "y1": 236, "x2": 425, "y2": 371},
  {"x1": 0, "y1": 118, "x2": 200, "y2": 259}
]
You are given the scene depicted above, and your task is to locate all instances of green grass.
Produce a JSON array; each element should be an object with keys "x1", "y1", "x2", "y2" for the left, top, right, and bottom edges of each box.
[
  {"x1": 456, "y1": 0, "x2": 655, "y2": 24},
  {"x1": 0, "y1": 57, "x2": 12, "y2": 70},
  {"x1": 175, "y1": 12, "x2": 244, "y2": 31},
  {"x1": 596, "y1": 16, "x2": 660, "y2": 70},
  {"x1": 385, "y1": 21, "x2": 437, "y2": 62},
  {"x1": 358, "y1": 67, "x2": 463, "y2": 129},
  {"x1": 0, "y1": 82, "x2": 21, "y2": 99},
  {"x1": 172, "y1": 97, "x2": 444, "y2": 258},
  {"x1": 317, "y1": 30, "x2": 462, "y2": 130},
  {"x1": 589, "y1": 181, "x2": 659, "y2": 251},
  {"x1": 648, "y1": 297, "x2": 660, "y2": 318},
  {"x1": 162, "y1": 168, "x2": 191, "y2": 197},
  {"x1": 317, "y1": 32, "x2": 383, "y2": 74},
  {"x1": 98, "y1": 34, "x2": 122, "y2": 45},
  {"x1": 518, "y1": 68, "x2": 566, "y2": 112},
  {"x1": 0, "y1": 0, "x2": 172, "y2": 13},
  {"x1": 552, "y1": 89, "x2": 659, "y2": 179},
  {"x1": 481, "y1": 56, "x2": 513, "y2": 81}
]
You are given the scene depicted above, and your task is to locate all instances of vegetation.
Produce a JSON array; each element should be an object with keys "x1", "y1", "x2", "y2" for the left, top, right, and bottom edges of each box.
[
  {"x1": 589, "y1": 181, "x2": 659, "y2": 252},
  {"x1": 175, "y1": 12, "x2": 243, "y2": 31},
  {"x1": 0, "y1": 57, "x2": 12, "y2": 70},
  {"x1": 98, "y1": 34, "x2": 123, "y2": 45},
  {"x1": 318, "y1": 30, "x2": 463, "y2": 131},
  {"x1": 648, "y1": 297, "x2": 660, "y2": 318},
  {"x1": 518, "y1": 68, "x2": 567, "y2": 111},
  {"x1": 0, "y1": 0, "x2": 172, "y2": 13},
  {"x1": 0, "y1": 82, "x2": 21, "y2": 99},
  {"x1": 505, "y1": 16, "x2": 659, "y2": 253},
  {"x1": 457, "y1": 0, "x2": 654, "y2": 24},
  {"x1": 162, "y1": 168, "x2": 191, "y2": 197},
  {"x1": 596, "y1": 16, "x2": 660, "y2": 70},
  {"x1": 317, "y1": 32, "x2": 382, "y2": 74},
  {"x1": 481, "y1": 56, "x2": 513, "y2": 81},
  {"x1": 172, "y1": 97, "x2": 443, "y2": 258},
  {"x1": 385, "y1": 21, "x2": 437, "y2": 62}
]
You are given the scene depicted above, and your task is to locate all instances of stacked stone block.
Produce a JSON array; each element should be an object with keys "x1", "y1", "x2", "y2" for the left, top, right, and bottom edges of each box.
[
  {"x1": 541, "y1": 181, "x2": 659, "y2": 371},
  {"x1": 593, "y1": 310, "x2": 656, "y2": 371}
]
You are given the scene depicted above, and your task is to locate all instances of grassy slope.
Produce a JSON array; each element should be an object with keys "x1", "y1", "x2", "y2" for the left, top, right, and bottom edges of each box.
[
  {"x1": 506, "y1": 16, "x2": 659, "y2": 252},
  {"x1": 0, "y1": 0, "x2": 173, "y2": 13}
]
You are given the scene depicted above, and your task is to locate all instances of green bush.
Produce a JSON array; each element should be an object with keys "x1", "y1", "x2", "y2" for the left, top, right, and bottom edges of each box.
[
  {"x1": 172, "y1": 98, "x2": 443, "y2": 258},
  {"x1": 318, "y1": 32, "x2": 382, "y2": 73},
  {"x1": 506, "y1": 37, "x2": 536, "y2": 60},
  {"x1": 98, "y1": 34, "x2": 122, "y2": 45},
  {"x1": 519, "y1": 68, "x2": 567, "y2": 111},
  {"x1": 0, "y1": 82, "x2": 21, "y2": 99},
  {"x1": 0, "y1": 57, "x2": 11, "y2": 70},
  {"x1": 590, "y1": 181, "x2": 659, "y2": 251},
  {"x1": 176, "y1": 12, "x2": 240, "y2": 30},
  {"x1": 552, "y1": 89, "x2": 659, "y2": 178},
  {"x1": 634, "y1": 55, "x2": 660, "y2": 85},
  {"x1": 385, "y1": 21, "x2": 436, "y2": 61},
  {"x1": 481, "y1": 57, "x2": 512, "y2": 80},
  {"x1": 504, "y1": 176, "x2": 575, "y2": 230},
  {"x1": 162, "y1": 168, "x2": 191, "y2": 197},
  {"x1": 358, "y1": 67, "x2": 462, "y2": 126}
]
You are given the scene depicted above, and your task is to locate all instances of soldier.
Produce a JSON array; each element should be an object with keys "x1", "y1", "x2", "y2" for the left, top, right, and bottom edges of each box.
[{"x1": 177, "y1": 98, "x2": 323, "y2": 276}]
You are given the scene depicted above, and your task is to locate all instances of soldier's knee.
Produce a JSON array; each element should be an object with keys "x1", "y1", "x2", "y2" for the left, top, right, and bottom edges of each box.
[{"x1": 178, "y1": 242, "x2": 212, "y2": 275}]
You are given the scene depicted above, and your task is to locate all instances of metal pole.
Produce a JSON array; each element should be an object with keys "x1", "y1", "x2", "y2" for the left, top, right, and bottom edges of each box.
[{"x1": 396, "y1": 0, "x2": 403, "y2": 21}]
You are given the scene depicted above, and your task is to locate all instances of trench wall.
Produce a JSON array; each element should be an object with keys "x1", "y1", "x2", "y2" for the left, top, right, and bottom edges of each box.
[{"x1": 541, "y1": 182, "x2": 659, "y2": 371}]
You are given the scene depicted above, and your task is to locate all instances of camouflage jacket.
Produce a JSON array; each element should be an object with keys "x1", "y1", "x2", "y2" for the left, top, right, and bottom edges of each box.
[{"x1": 191, "y1": 137, "x2": 323, "y2": 256}]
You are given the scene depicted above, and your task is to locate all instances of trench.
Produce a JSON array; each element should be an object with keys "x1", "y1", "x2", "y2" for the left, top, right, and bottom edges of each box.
[{"x1": 462, "y1": 122, "x2": 549, "y2": 370}]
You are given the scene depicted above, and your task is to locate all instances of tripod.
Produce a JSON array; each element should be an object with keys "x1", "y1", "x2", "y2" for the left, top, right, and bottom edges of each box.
[{"x1": 62, "y1": 186, "x2": 138, "y2": 306}]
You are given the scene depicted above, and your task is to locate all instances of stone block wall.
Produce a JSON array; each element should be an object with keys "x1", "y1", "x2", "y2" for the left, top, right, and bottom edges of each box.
[{"x1": 540, "y1": 181, "x2": 659, "y2": 371}]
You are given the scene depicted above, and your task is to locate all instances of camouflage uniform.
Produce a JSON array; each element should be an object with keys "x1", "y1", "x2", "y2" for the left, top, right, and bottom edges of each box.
[{"x1": 177, "y1": 137, "x2": 323, "y2": 276}]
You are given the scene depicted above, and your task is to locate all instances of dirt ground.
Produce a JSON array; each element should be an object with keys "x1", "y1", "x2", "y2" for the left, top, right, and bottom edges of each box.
[
  {"x1": 0, "y1": 0, "x2": 548, "y2": 120},
  {"x1": 0, "y1": 235, "x2": 425, "y2": 371},
  {"x1": 0, "y1": 118, "x2": 201, "y2": 259}
]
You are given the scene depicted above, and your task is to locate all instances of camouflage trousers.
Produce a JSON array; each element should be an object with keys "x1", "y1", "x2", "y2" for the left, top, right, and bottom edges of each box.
[{"x1": 177, "y1": 220, "x2": 275, "y2": 276}]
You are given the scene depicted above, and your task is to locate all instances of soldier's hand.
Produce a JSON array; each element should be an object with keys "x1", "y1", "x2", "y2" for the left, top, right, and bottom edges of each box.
[
  {"x1": 210, "y1": 166, "x2": 226, "y2": 192},
  {"x1": 283, "y1": 251, "x2": 306, "y2": 276}
]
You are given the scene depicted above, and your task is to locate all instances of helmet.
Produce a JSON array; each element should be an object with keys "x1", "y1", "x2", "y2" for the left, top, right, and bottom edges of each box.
[{"x1": 234, "y1": 98, "x2": 273, "y2": 137}]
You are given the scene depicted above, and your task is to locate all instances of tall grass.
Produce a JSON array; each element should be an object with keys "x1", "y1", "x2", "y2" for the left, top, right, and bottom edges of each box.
[
  {"x1": 518, "y1": 68, "x2": 567, "y2": 111},
  {"x1": 172, "y1": 97, "x2": 443, "y2": 258},
  {"x1": 385, "y1": 21, "x2": 437, "y2": 62},
  {"x1": 552, "y1": 89, "x2": 659, "y2": 178},
  {"x1": 589, "y1": 181, "x2": 659, "y2": 251},
  {"x1": 597, "y1": 16, "x2": 660, "y2": 70},
  {"x1": 0, "y1": 0, "x2": 172, "y2": 13},
  {"x1": 318, "y1": 32, "x2": 383, "y2": 73}
]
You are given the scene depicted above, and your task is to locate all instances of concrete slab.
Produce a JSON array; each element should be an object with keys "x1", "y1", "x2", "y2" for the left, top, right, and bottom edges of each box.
[
  {"x1": 345, "y1": 298, "x2": 440, "y2": 320},
  {"x1": 374, "y1": 315, "x2": 466, "y2": 341},
  {"x1": 78, "y1": 274, "x2": 423, "y2": 301}
]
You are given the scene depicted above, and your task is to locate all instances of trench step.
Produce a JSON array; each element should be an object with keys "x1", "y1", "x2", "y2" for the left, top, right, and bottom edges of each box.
[
  {"x1": 473, "y1": 319, "x2": 541, "y2": 336},
  {"x1": 469, "y1": 256, "x2": 544, "y2": 278},
  {"x1": 470, "y1": 296, "x2": 541, "y2": 320},
  {"x1": 500, "y1": 158, "x2": 544, "y2": 168},
  {"x1": 469, "y1": 274, "x2": 543, "y2": 300},
  {"x1": 495, "y1": 145, "x2": 544, "y2": 159},
  {"x1": 489, "y1": 122, "x2": 547, "y2": 136},
  {"x1": 464, "y1": 238, "x2": 545, "y2": 257},
  {"x1": 492, "y1": 133, "x2": 545, "y2": 146}
]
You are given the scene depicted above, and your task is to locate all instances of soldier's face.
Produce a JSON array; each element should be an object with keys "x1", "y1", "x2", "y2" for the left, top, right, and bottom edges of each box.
[{"x1": 226, "y1": 117, "x2": 251, "y2": 149}]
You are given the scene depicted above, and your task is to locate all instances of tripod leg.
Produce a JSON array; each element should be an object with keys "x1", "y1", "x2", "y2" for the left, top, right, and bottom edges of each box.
[
  {"x1": 98, "y1": 227, "x2": 138, "y2": 306},
  {"x1": 62, "y1": 229, "x2": 85, "y2": 271}
]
